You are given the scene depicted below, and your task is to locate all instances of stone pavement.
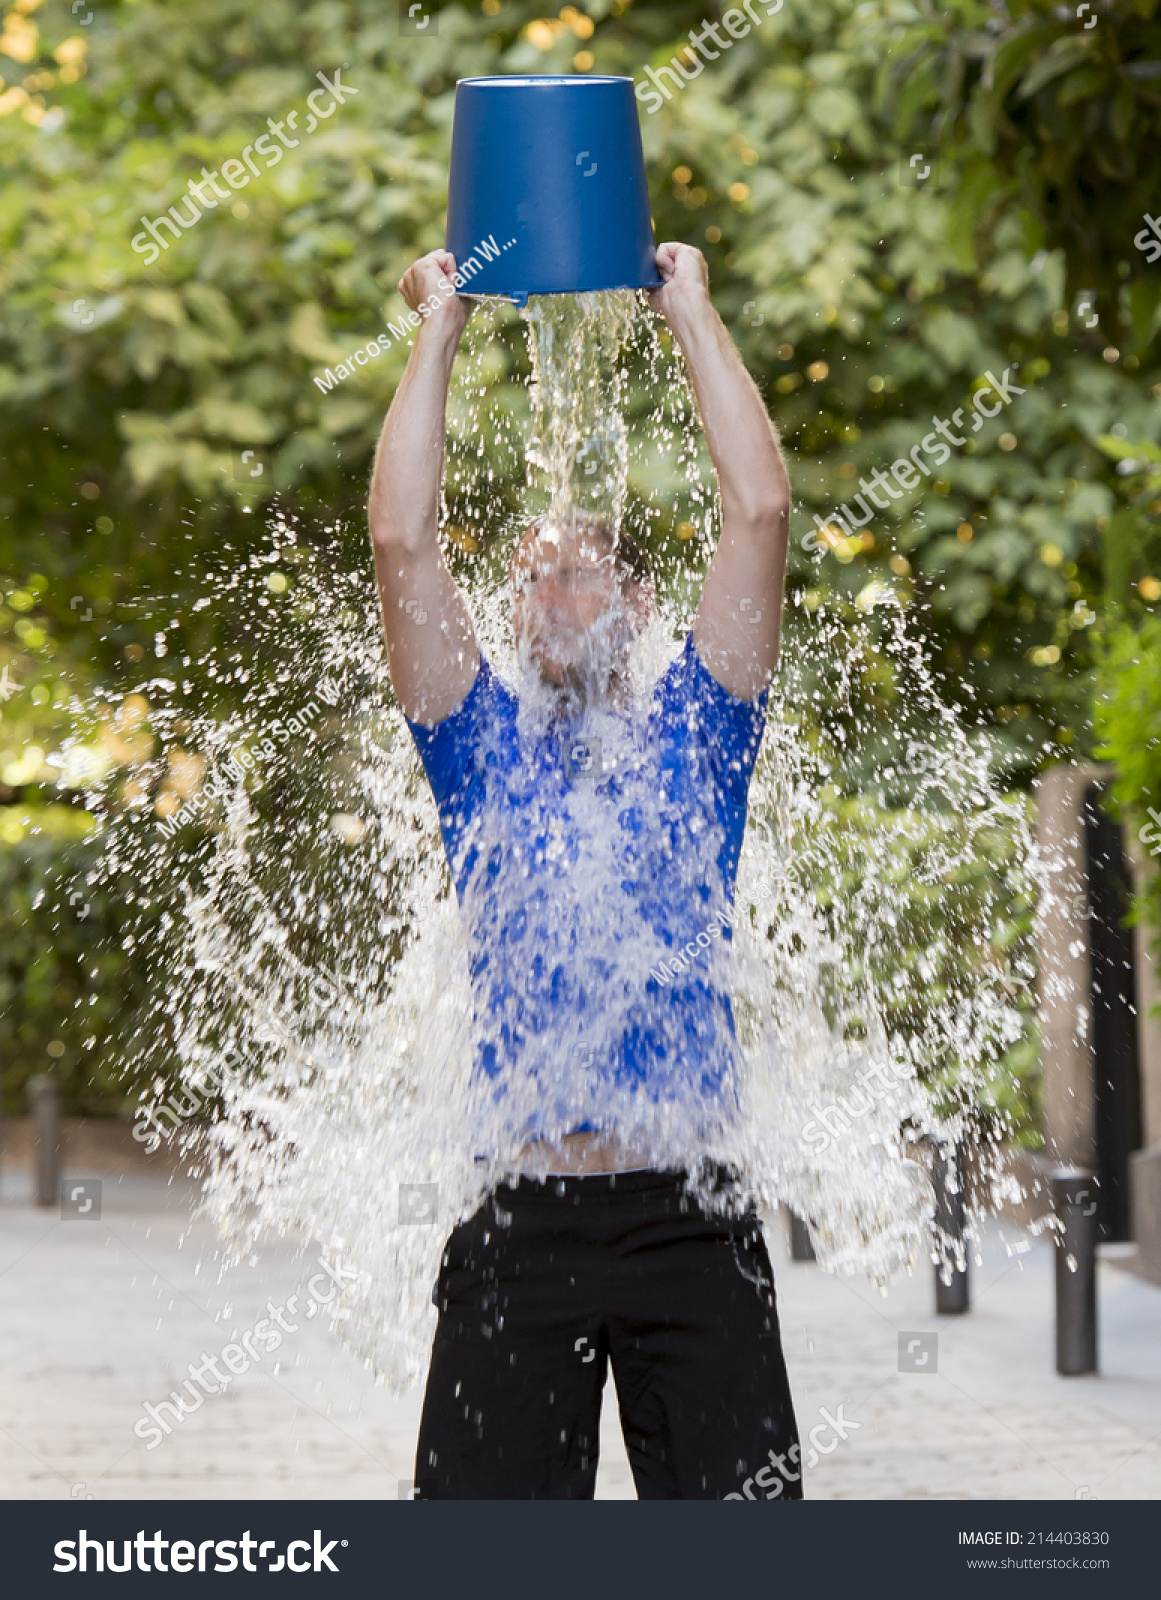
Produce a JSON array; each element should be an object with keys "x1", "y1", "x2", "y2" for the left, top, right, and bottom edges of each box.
[{"x1": 1, "y1": 1168, "x2": 1159, "y2": 1501}]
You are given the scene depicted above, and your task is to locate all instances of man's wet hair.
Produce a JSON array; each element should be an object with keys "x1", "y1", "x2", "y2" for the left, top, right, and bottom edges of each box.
[{"x1": 513, "y1": 511, "x2": 652, "y2": 592}]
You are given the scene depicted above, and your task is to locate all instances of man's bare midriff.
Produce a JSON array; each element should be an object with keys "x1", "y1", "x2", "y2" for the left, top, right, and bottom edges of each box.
[{"x1": 517, "y1": 1131, "x2": 652, "y2": 1174}]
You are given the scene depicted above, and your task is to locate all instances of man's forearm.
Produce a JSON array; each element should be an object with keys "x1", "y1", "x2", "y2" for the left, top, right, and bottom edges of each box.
[
  {"x1": 647, "y1": 242, "x2": 788, "y2": 695},
  {"x1": 669, "y1": 301, "x2": 789, "y2": 530},
  {"x1": 369, "y1": 320, "x2": 461, "y2": 555}
]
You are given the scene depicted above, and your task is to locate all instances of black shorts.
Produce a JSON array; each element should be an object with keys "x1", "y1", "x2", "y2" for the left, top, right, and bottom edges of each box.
[{"x1": 414, "y1": 1167, "x2": 801, "y2": 1500}]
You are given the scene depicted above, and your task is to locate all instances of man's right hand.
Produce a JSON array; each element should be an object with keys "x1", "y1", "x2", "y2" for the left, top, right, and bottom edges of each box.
[
  {"x1": 646, "y1": 242, "x2": 712, "y2": 339},
  {"x1": 398, "y1": 249, "x2": 473, "y2": 343}
]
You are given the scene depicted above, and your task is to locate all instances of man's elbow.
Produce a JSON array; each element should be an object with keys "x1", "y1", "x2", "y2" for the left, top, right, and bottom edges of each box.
[
  {"x1": 369, "y1": 505, "x2": 427, "y2": 562},
  {"x1": 731, "y1": 493, "x2": 789, "y2": 542}
]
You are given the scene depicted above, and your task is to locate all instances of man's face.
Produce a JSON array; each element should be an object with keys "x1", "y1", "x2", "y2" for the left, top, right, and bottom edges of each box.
[{"x1": 511, "y1": 522, "x2": 642, "y2": 692}]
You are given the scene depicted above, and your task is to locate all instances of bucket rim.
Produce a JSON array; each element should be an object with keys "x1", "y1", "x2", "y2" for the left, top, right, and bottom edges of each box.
[
  {"x1": 455, "y1": 73, "x2": 634, "y2": 88},
  {"x1": 457, "y1": 275, "x2": 662, "y2": 305}
]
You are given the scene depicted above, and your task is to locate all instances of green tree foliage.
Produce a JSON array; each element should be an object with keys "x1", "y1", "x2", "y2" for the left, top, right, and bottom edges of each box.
[
  {"x1": 884, "y1": 0, "x2": 1161, "y2": 339},
  {"x1": 890, "y1": 0, "x2": 1161, "y2": 733},
  {"x1": 795, "y1": 789, "x2": 1041, "y2": 1142},
  {"x1": 2, "y1": 0, "x2": 1157, "y2": 748},
  {"x1": 0, "y1": 813, "x2": 163, "y2": 1113},
  {"x1": 1094, "y1": 615, "x2": 1161, "y2": 949},
  {"x1": 3, "y1": 0, "x2": 1161, "y2": 1101}
]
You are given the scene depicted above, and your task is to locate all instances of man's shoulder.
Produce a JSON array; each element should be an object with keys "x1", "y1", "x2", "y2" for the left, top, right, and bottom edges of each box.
[
  {"x1": 409, "y1": 653, "x2": 517, "y2": 736},
  {"x1": 404, "y1": 655, "x2": 521, "y2": 811},
  {"x1": 649, "y1": 631, "x2": 722, "y2": 727}
]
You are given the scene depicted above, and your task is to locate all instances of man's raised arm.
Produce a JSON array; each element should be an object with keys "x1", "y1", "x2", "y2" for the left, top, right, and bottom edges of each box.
[
  {"x1": 648, "y1": 243, "x2": 790, "y2": 700},
  {"x1": 368, "y1": 250, "x2": 479, "y2": 726}
]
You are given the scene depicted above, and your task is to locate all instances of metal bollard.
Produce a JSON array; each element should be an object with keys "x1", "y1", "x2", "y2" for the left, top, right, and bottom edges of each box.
[
  {"x1": 28, "y1": 1075, "x2": 60, "y2": 1208},
  {"x1": 1052, "y1": 1166, "x2": 1098, "y2": 1376},
  {"x1": 932, "y1": 1139, "x2": 970, "y2": 1315},
  {"x1": 787, "y1": 1208, "x2": 816, "y2": 1262}
]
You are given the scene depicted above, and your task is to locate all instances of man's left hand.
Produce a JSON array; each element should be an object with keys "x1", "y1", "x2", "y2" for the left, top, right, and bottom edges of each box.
[{"x1": 646, "y1": 242, "x2": 711, "y2": 332}]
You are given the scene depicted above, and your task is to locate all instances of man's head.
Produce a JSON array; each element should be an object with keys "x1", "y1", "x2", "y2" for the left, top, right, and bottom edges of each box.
[{"x1": 510, "y1": 512, "x2": 653, "y2": 695}]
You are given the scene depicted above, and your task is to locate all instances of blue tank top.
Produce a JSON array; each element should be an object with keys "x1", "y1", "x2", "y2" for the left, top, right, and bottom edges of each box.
[{"x1": 406, "y1": 633, "x2": 768, "y2": 1142}]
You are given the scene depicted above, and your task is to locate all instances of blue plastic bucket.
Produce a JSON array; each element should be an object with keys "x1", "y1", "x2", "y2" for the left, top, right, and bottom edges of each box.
[{"x1": 446, "y1": 75, "x2": 661, "y2": 305}]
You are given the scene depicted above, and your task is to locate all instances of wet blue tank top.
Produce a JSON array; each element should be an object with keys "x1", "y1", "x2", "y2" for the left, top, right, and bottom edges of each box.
[{"x1": 406, "y1": 633, "x2": 768, "y2": 1138}]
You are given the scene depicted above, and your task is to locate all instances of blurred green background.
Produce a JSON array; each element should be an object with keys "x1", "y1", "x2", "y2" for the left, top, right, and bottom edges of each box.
[{"x1": 1, "y1": 0, "x2": 1159, "y2": 1119}]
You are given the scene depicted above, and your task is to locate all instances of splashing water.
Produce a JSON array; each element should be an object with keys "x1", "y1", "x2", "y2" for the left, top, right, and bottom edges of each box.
[{"x1": 61, "y1": 292, "x2": 1042, "y2": 1390}]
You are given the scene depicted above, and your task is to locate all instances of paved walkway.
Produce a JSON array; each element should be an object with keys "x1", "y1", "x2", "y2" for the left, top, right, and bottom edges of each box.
[{"x1": 1, "y1": 1168, "x2": 1159, "y2": 1500}]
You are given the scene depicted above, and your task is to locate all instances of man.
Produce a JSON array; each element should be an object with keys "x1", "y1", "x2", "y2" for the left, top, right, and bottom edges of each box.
[{"x1": 368, "y1": 241, "x2": 798, "y2": 1500}]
